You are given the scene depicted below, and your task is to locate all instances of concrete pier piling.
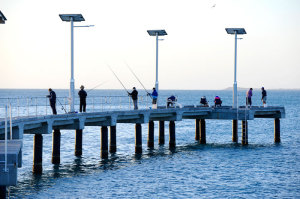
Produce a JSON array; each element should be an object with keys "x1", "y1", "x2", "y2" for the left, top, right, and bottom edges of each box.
[
  {"x1": 135, "y1": 123, "x2": 142, "y2": 154},
  {"x1": 232, "y1": 120, "x2": 238, "y2": 142},
  {"x1": 52, "y1": 129, "x2": 61, "y2": 164},
  {"x1": 101, "y1": 126, "x2": 108, "y2": 159},
  {"x1": 109, "y1": 126, "x2": 117, "y2": 153},
  {"x1": 33, "y1": 134, "x2": 43, "y2": 174},
  {"x1": 0, "y1": 186, "x2": 6, "y2": 198},
  {"x1": 274, "y1": 118, "x2": 280, "y2": 143},
  {"x1": 75, "y1": 129, "x2": 82, "y2": 156},
  {"x1": 242, "y1": 120, "x2": 248, "y2": 145},
  {"x1": 195, "y1": 119, "x2": 200, "y2": 141},
  {"x1": 169, "y1": 121, "x2": 176, "y2": 148},
  {"x1": 159, "y1": 121, "x2": 165, "y2": 145},
  {"x1": 148, "y1": 121, "x2": 154, "y2": 148},
  {"x1": 200, "y1": 119, "x2": 206, "y2": 144}
]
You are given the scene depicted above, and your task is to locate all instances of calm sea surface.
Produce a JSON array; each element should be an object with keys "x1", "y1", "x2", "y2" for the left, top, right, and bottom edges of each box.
[{"x1": 1, "y1": 89, "x2": 299, "y2": 198}]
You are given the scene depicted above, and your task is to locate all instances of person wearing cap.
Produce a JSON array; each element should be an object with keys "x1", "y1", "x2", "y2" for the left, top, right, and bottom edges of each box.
[
  {"x1": 261, "y1": 87, "x2": 267, "y2": 107},
  {"x1": 78, "y1": 85, "x2": 87, "y2": 112},
  {"x1": 200, "y1": 96, "x2": 209, "y2": 107},
  {"x1": 128, "y1": 87, "x2": 138, "y2": 110},
  {"x1": 246, "y1": 88, "x2": 253, "y2": 107},
  {"x1": 47, "y1": 88, "x2": 57, "y2": 114},
  {"x1": 214, "y1": 96, "x2": 222, "y2": 107},
  {"x1": 150, "y1": 87, "x2": 158, "y2": 105}
]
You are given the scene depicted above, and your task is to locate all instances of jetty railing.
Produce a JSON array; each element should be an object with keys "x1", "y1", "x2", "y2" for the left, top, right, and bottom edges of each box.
[{"x1": 0, "y1": 95, "x2": 155, "y2": 118}]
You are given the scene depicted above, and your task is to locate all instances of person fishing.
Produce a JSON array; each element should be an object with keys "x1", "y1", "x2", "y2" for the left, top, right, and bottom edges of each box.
[
  {"x1": 200, "y1": 96, "x2": 209, "y2": 107},
  {"x1": 47, "y1": 88, "x2": 57, "y2": 115},
  {"x1": 246, "y1": 88, "x2": 253, "y2": 107},
  {"x1": 78, "y1": 85, "x2": 87, "y2": 112},
  {"x1": 167, "y1": 95, "x2": 176, "y2": 107},
  {"x1": 148, "y1": 87, "x2": 158, "y2": 105},
  {"x1": 261, "y1": 87, "x2": 267, "y2": 107},
  {"x1": 128, "y1": 87, "x2": 138, "y2": 110},
  {"x1": 214, "y1": 96, "x2": 222, "y2": 107}
]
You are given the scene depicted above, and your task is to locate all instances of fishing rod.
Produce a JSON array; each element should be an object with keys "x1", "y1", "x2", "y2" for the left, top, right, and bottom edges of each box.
[
  {"x1": 125, "y1": 62, "x2": 152, "y2": 98},
  {"x1": 107, "y1": 65, "x2": 129, "y2": 94},
  {"x1": 57, "y1": 98, "x2": 67, "y2": 113},
  {"x1": 86, "y1": 80, "x2": 108, "y2": 93}
]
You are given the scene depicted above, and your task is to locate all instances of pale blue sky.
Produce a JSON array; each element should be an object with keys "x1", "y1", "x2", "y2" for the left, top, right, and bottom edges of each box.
[{"x1": 1, "y1": 0, "x2": 300, "y2": 90}]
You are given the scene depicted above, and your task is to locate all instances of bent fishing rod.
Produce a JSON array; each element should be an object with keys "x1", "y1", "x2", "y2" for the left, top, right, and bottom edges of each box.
[
  {"x1": 107, "y1": 65, "x2": 129, "y2": 94},
  {"x1": 125, "y1": 62, "x2": 152, "y2": 99}
]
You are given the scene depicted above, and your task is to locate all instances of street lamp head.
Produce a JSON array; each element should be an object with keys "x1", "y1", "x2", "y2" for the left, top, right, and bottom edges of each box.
[
  {"x1": 147, "y1": 29, "x2": 167, "y2": 36},
  {"x1": 59, "y1": 14, "x2": 85, "y2": 22},
  {"x1": 0, "y1": 10, "x2": 7, "y2": 24},
  {"x1": 225, "y1": 28, "x2": 246, "y2": 35}
]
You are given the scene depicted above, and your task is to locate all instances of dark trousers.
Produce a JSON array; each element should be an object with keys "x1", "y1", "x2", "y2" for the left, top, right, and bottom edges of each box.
[
  {"x1": 80, "y1": 100, "x2": 86, "y2": 112},
  {"x1": 50, "y1": 102, "x2": 57, "y2": 115},
  {"x1": 246, "y1": 97, "x2": 252, "y2": 106}
]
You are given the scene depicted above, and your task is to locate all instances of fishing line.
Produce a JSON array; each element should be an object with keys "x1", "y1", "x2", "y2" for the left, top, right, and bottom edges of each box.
[{"x1": 107, "y1": 64, "x2": 129, "y2": 94}]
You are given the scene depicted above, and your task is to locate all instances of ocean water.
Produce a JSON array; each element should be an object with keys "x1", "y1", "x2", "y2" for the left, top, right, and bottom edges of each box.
[{"x1": 1, "y1": 89, "x2": 300, "y2": 198}]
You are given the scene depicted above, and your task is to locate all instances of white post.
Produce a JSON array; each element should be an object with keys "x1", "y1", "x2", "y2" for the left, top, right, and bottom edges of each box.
[
  {"x1": 4, "y1": 105, "x2": 8, "y2": 172},
  {"x1": 155, "y1": 33, "x2": 159, "y2": 94},
  {"x1": 9, "y1": 104, "x2": 12, "y2": 140},
  {"x1": 233, "y1": 31, "x2": 238, "y2": 109},
  {"x1": 70, "y1": 17, "x2": 75, "y2": 112}
]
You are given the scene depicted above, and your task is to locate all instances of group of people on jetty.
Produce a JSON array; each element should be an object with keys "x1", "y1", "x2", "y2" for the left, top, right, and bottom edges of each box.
[{"x1": 46, "y1": 86, "x2": 267, "y2": 115}]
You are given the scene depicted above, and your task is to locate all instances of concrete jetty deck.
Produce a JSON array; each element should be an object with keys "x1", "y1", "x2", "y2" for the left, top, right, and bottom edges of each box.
[{"x1": 0, "y1": 105, "x2": 285, "y2": 197}]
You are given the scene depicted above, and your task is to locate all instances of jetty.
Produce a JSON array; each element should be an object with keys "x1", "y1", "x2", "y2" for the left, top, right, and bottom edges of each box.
[{"x1": 0, "y1": 104, "x2": 285, "y2": 197}]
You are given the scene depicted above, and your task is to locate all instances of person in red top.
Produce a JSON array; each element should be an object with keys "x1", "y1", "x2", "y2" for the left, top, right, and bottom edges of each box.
[{"x1": 214, "y1": 96, "x2": 222, "y2": 107}]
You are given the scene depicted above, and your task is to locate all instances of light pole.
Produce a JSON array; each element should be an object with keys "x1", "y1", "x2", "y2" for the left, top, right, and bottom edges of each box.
[
  {"x1": 59, "y1": 14, "x2": 93, "y2": 112},
  {"x1": 147, "y1": 29, "x2": 167, "y2": 98},
  {"x1": 225, "y1": 28, "x2": 246, "y2": 109}
]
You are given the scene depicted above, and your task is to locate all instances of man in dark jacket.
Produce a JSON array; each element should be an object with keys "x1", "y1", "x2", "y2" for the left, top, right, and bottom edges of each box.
[
  {"x1": 78, "y1": 85, "x2": 87, "y2": 112},
  {"x1": 128, "y1": 87, "x2": 138, "y2": 110},
  {"x1": 261, "y1": 87, "x2": 267, "y2": 107},
  {"x1": 47, "y1": 88, "x2": 57, "y2": 115}
]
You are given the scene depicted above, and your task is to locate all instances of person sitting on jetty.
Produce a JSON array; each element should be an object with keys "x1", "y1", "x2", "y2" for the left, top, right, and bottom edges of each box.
[
  {"x1": 200, "y1": 96, "x2": 209, "y2": 107},
  {"x1": 128, "y1": 87, "x2": 138, "y2": 110},
  {"x1": 214, "y1": 96, "x2": 222, "y2": 107},
  {"x1": 167, "y1": 95, "x2": 177, "y2": 107}
]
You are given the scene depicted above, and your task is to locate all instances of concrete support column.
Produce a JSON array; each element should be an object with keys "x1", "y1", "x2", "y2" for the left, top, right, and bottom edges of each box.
[
  {"x1": 135, "y1": 123, "x2": 142, "y2": 154},
  {"x1": 159, "y1": 121, "x2": 165, "y2": 145},
  {"x1": 232, "y1": 120, "x2": 238, "y2": 142},
  {"x1": 101, "y1": 126, "x2": 108, "y2": 159},
  {"x1": 200, "y1": 119, "x2": 206, "y2": 144},
  {"x1": 0, "y1": 186, "x2": 6, "y2": 199},
  {"x1": 242, "y1": 120, "x2": 248, "y2": 145},
  {"x1": 75, "y1": 129, "x2": 82, "y2": 156},
  {"x1": 169, "y1": 121, "x2": 176, "y2": 148},
  {"x1": 109, "y1": 126, "x2": 117, "y2": 153},
  {"x1": 33, "y1": 134, "x2": 43, "y2": 174},
  {"x1": 52, "y1": 129, "x2": 61, "y2": 164},
  {"x1": 274, "y1": 118, "x2": 280, "y2": 143},
  {"x1": 195, "y1": 119, "x2": 200, "y2": 141},
  {"x1": 148, "y1": 121, "x2": 154, "y2": 148}
]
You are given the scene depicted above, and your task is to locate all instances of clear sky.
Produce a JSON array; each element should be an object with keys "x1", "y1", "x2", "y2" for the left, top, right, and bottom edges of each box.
[{"x1": 1, "y1": 0, "x2": 300, "y2": 90}]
